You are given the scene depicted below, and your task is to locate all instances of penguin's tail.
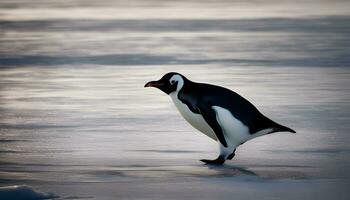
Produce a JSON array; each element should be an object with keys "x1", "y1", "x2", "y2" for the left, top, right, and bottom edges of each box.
[
  {"x1": 262, "y1": 117, "x2": 296, "y2": 134},
  {"x1": 273, "y1": 123, "x2": 296, "y2": 134}
]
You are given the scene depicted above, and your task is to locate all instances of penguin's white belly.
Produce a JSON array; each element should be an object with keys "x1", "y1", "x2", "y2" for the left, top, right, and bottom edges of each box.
[
  {"x1": 212, "y1": 106, "x2": 273, "y2": 146},
  {"x1": 170, "y1": 94, "x2": 272, "y2": 146},
  {"x1": 170, "y1": 94, "x2": 216, "y2": 140},
  {"x1": 211, "y1": 106, "x2": 251, "y2": 146}
]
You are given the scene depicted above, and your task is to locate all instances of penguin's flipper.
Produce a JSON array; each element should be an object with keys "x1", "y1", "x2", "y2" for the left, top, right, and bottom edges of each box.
[{"x1": 197, "y1": 103, "x2": 228, "y2": 147}]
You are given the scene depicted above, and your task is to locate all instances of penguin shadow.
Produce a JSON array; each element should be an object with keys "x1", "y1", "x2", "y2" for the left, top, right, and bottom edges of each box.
[
  {"x1": 202, "y1": 163, "x2": 258, "y2": 177},
  {"x1": 201, "y1": 163, "x2": 311, "y2": 180}
]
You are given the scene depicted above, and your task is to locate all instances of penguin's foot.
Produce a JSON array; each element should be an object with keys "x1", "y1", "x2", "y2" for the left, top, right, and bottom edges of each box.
[
  {"x1": 227, "y1": 149, "x2": 236, "y2": 160},
  {"x1": 200, "y1": 156, "x2": 225, "y2": 165}
]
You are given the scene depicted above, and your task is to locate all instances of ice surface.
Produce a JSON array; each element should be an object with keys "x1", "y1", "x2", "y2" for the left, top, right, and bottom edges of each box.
[{"x1": 0, "y1": 0, "x2": 349, "y2": 200}]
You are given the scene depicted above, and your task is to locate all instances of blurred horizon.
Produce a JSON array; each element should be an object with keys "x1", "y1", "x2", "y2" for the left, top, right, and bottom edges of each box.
[{"x1": 1, "y1": 0, "x2": 350, "y2": 20}]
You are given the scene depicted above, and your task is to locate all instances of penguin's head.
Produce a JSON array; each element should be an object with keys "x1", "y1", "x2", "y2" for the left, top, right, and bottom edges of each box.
[{"x1": 144, "y1": 72, "x2": 186, "y2": 94}]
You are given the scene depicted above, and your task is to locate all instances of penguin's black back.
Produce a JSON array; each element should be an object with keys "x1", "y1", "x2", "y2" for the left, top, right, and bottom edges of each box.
[{"x1": 178, "y1": 80, "x2": 295, "y2": 134}]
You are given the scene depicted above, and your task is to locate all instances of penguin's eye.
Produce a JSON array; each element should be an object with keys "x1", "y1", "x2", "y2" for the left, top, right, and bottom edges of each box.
[{"x1": 170, "y1": 80, "x2": 175, "y2": 84}]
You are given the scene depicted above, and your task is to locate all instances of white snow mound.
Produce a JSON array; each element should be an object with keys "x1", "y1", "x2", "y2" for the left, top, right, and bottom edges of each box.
[{"x1": 0, "y1": 185, "x2": 58, "y2": 200}]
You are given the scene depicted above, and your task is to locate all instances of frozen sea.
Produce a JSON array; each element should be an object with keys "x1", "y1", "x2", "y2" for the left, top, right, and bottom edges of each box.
[{"x1": 0, "y1": 0, "x2": 350, "y2": 199}]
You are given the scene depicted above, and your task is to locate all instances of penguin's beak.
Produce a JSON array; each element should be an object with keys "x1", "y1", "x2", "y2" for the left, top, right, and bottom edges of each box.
[{"x1": 144, "y1": 80, "x2": 164, "y2": 88}]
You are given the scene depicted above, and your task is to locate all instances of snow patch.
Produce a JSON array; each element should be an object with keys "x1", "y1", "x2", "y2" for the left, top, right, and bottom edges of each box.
[{"x1": 0, "y1": 185, "x2": 58, "y2": 200}]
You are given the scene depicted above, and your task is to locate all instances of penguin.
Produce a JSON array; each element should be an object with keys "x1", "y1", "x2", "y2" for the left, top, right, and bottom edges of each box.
[{"x1": 145, "y1": 72, "x2": 295, "y2": 165}]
